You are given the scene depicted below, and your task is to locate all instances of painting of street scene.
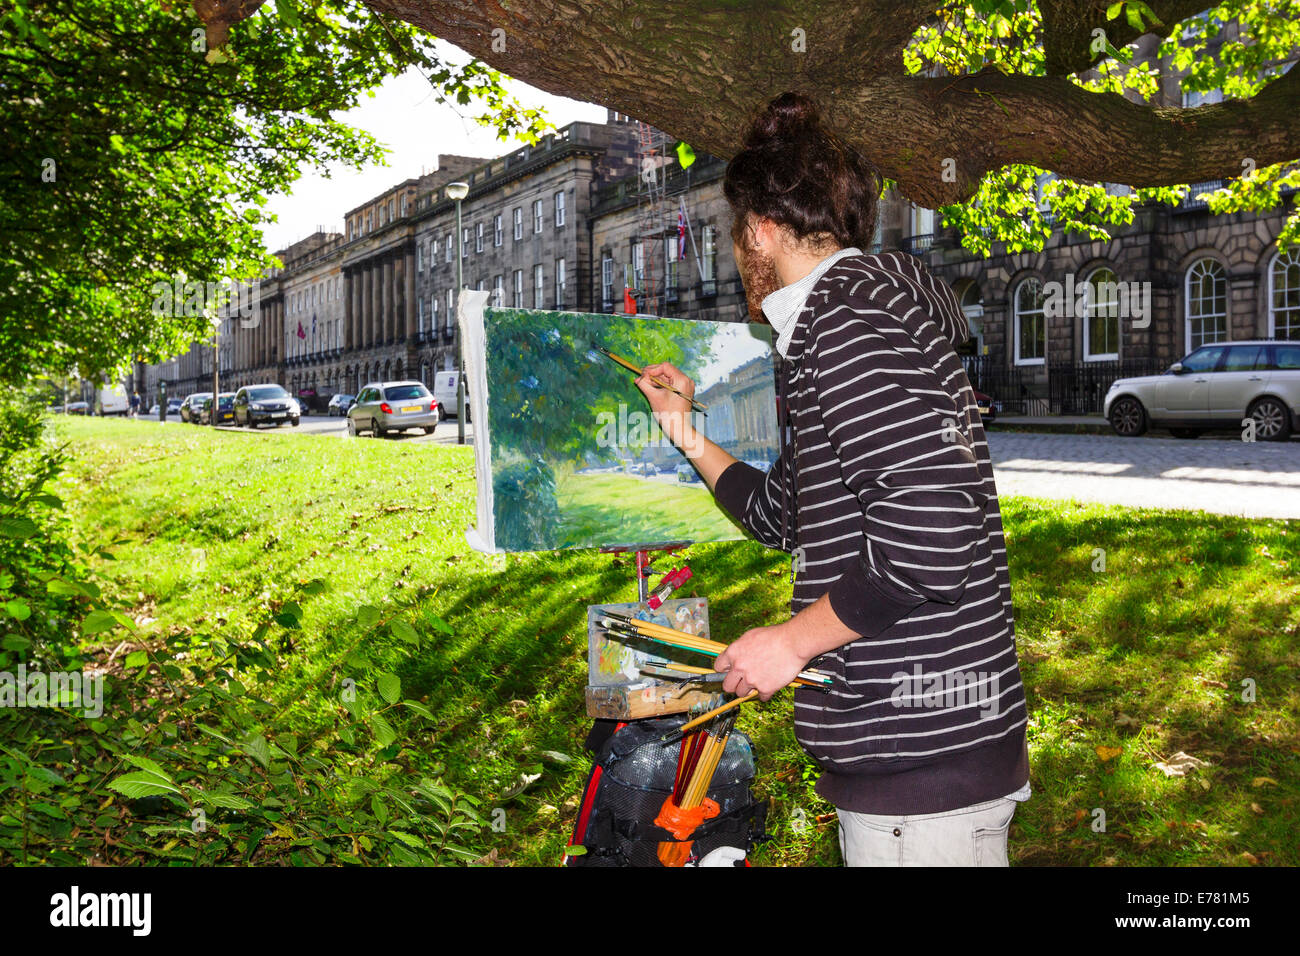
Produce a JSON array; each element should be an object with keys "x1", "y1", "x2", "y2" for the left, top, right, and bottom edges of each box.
[{"x1": 479, "y1": 307, "x2": 779, "y2": 551}]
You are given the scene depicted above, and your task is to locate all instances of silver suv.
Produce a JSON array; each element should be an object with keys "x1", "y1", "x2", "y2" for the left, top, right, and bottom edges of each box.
[
  {"x1": 1105, "y1": 340, "x2": 1300, "y2": 440},
  {"x1": 347, "y1": 381, "x2": 442, "y2": 438}
]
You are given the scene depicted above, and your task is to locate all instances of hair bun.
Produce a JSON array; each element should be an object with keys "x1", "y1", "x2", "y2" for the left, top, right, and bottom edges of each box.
[{"x1": 743, "y1": 91, "x2": 821, "y2": 149}]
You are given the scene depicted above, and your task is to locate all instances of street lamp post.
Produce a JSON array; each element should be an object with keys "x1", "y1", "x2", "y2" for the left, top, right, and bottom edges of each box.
[{"x1": 447, "y1": 181, "x2": 469, "y2": 445}]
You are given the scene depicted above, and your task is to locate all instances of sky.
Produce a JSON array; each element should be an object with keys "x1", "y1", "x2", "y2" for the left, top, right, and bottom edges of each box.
[{"x1": 261, "y1": 40, "x2": 608, "y2": 252}]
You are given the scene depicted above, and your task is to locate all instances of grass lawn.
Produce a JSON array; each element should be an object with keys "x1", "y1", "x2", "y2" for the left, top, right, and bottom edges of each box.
[
  {"x1": 41, "y1": 416, "x2": 1300, "y2": 866},
  {"x1": 554, "y1": 471, "x2": 742, "y2": 545}
]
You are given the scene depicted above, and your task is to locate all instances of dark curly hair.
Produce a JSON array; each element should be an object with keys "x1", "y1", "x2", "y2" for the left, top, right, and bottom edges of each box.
[{"x1": 723, "y1": 91, "x2": 880, "y2": 251}]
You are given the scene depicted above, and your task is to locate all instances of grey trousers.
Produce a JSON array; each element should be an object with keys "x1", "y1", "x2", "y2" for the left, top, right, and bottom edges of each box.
[{"x1": 837, "y1": 795, "x2": 1019, "y2": 866}]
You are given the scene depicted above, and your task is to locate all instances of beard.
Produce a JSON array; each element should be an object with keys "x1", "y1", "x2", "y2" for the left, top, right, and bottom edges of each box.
[{"x1": 737, "y1": 237, "x2": 781, "y2": 323}]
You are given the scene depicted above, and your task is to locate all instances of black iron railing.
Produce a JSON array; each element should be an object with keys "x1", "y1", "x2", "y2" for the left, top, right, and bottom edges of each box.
[{"x1": 1046, "y1": 358, "x2": 1167, "y2": 414}]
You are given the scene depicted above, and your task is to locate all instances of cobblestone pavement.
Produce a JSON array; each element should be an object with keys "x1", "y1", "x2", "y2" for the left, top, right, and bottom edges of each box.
[{"x1": 987, "y1": 431, "x2": 1300, "y2": 520}]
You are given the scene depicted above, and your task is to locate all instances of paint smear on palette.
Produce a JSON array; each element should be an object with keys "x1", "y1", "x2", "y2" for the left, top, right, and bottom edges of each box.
[{"x1": 586, "y1": 598, "x2": 710, "y2": 688}]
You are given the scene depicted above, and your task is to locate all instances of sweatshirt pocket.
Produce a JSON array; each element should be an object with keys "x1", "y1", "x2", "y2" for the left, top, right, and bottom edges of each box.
[{"x1": 795, "y1": 643, "x2": 900, "y2": 766}]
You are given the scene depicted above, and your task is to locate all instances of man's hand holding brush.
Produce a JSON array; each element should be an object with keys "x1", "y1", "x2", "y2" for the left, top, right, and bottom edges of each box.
[{"x1": 634, "y1": 361, "x2": 736, "y2": 489}]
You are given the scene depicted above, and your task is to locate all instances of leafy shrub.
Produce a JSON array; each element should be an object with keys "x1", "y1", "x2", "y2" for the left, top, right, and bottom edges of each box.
[{"x1": 492, "y1": 454, "x2": 560, "y2": 551}]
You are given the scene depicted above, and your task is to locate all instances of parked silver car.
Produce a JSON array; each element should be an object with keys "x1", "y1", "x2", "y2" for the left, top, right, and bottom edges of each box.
[
  {"x1": 347, "y1": 381, "x2": 441, "y2": 438},
  {"x1": 1105, "y1": 340, "x2": 1300, "y2": 440}
]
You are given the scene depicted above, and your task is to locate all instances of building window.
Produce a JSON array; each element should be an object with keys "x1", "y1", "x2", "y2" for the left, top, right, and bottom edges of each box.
[
  {"x1": 494, "y1": 213, "x2": 503, "y2": 247},
  {"x1": 400, "y1": 196, "x2": 407, "y2": 217},
  {"x1": 513, "y1": 207, "x2": 523, "y2": 240},
  {"x1": 365, "y1": 212, "x2": 372, "y2": 233},
  {"x1": 555, "y1": 258, "x2": 566, "y2": 309},
  {"x1": 476, "y1": 279, "x2": 485, "y2": 292},
  {"x1": 462, "y1": 227, "x2": 470, "y2": 258},
  {"x1": 665, "y1": 236, "x2": 679, "y2": 302},
  {"x1": 701, "y1": 225, "x2": 717, "y2": 296},
  {"x1": 476, "y1": 222, "x2": 484, "y2": 253},
  {"x1": 389, "y1": 199, "x2": 395, "y2": 221},
  {"x1": 602, "y1": 256, "x2": 614, "y2": 311},
  {"x1": 431, "y1": 297, "x2": 439, "y2": 332},
  {"x1": 445, "y1": 232, "x2": 453, "y2": 262},
  {"x1": 493, "y1": 274, "x2": 503, "y2": 307},
  {"x1": 533, "y1": 263, "x2": 544, "y2": 308},
  {"x1": 555, "y1": 191, "x2": 566, "y2": 227},
  {"x1": 1268, "y1": 248, "x2": 1300, "y2": 340},
  {"x1": 431, "y1": 237, "x2": 439, "y2": 263},
  {"x1": 447, "y1": 289, "x2": 454, "y2": 323},
  {"x1": 1083, "y1": 267, "x2": 1120, "y2": 361},
  {"x1": 416, "y1": 244, "x2": 422, "y2": 273},
  {"x1": 1186, "y1": 258, "x2": 1227, "y2": 350},
  {"x1": 417, "y1": 298, "x2": 423, "y2": 333},
  {"x1": 1013, "y1": 277, "x2": 1046, "y2": 365},
  {"x1": 533, "y1": 199, "x2": 543, "y2": 234},
  {"x1": 513, "y1": 269, "x2": 524, "y2": 308},
  {"x1": 631, "y1": 240, "x2": 645, "y2": 291}
]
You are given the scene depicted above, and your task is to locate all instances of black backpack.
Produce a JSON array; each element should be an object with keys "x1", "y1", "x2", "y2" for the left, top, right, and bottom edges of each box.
[{"x1": 564, "y1": 716, "x2": 768, "y2": 867}]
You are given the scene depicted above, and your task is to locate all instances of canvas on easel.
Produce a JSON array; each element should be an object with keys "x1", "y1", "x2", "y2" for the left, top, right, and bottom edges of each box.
[{"x1": 458, "y1": 291, "x2": 780, "y2": 554}]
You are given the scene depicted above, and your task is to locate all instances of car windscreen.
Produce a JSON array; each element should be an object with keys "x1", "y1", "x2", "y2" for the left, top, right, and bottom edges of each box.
[
  {"x1": 218, "y1": 396, "x2": 234, "y2": 408},
  {"x1": 383, "y1": 385, "x2": 430, "y2": 401},
  {"x1": 248, "y1": 386, "x2": 289, "y2": 400}
]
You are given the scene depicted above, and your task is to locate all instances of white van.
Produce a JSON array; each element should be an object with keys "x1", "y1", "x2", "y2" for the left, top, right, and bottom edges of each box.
[
  {"x1": 433, "y1": 370, "x2": 470, "y2": 420},
  {"x1": 98, "y1": 383, "x2": 129, "y2": 416}
]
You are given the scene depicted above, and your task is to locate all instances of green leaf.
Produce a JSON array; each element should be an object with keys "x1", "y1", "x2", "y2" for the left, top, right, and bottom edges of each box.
[
  {"x1": 123, "y1": 754, "x2": 174, "y2": 782},
  {"x1": 108, "y1": 772, "x2": 183, "y2": 799},
  {"x1": 390, "y1": 619, "x2": 418, "y2": 644},
  {"x1": 1126, "y1": 6, "x2": 1144, "y2": 31},
  {"x1": 83, "y1": 609, "x2": 124, "y2": 634},
  {"x1": 124, "y1": 650, "x2": 148, "y2": 669},
  {"x1": 4, "y1": 600, "x2": 30, "y2": 621},
  {"x1": 0, "y1": 516, "x2": 37, "y2": 538},
  {"x1": 402, "y1": 699, "x2": 435, "y2": 720},
  {"x1": 199, "y1": 791, "x2": 255, "y2": 810},
  {"x1": 370, "y1": 712, "x2": 398, "y2": 748},
  {"x1": 387, "y1": 829, "x2": 424, "y2": 848},
  {"x1": 376, "y1": 672, "x2": 400, "y2": 704},
  {"x1": 1106, "y1": 1, "x2": 1123, "y2": 19},
  {"x1": 241, "y1": 734, "x2": 271, "y2": 769},
  {"x1": 428, "y1": 614, "x2": 453, "y2": 636},
  {"x1": 357, "y1": 605, "x2": 381, "y2": 630}
]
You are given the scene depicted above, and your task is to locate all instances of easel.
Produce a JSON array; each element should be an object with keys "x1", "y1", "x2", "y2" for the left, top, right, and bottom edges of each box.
[{"x1": 599, "y1": 540, "x2": 692, "y2": 602}]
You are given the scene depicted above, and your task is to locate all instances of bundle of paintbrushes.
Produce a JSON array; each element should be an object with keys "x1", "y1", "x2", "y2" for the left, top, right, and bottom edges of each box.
[
  {"x1": 653, "y1": 711, "x2": 739, "y2": 867},
  {"x1": 596, "y1": 610, "x2": 833, "y2": 691}
]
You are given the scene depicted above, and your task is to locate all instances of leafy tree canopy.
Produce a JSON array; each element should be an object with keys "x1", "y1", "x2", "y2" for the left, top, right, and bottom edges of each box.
[{"x1": 0, "y1": 0, "x2": 551, "y2": 385}]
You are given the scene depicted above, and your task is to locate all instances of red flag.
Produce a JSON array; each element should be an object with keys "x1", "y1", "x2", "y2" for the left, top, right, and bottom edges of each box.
[
  {"x1": 677, "y1": 201, "x2": 686, "y2": 259},
  {"x1": 297, "y1": 320, "x2": 306, "y2": 339},
  {"x1": 623, "y1": 287, "x2": 636, "y2": 314}
]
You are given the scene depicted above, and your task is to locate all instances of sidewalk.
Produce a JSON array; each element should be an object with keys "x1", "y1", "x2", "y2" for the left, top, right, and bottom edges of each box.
[{"x1": 988, "y1": 414, "x2": 1110, "y2": 434}]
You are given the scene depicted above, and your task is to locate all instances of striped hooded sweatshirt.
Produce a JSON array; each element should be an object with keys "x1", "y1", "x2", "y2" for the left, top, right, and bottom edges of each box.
[{"x1": 713, "y1": 250, "x2": 1029, "y2": 814}]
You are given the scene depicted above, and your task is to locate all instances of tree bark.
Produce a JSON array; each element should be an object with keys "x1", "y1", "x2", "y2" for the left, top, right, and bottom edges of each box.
[{"x1": 197, "y1": 0, "x2": 1300, "y2": 206}]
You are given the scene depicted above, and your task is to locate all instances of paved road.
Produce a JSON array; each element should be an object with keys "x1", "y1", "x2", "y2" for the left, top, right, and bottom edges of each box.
[
  {"x1": 987, "y1": 431, "x2": 1300, "y2": 520},
  {"x1": 148, "y1": 413, "x2": 473, "y2": 445}
]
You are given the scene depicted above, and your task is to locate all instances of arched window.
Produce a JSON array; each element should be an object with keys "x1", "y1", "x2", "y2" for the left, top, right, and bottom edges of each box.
[
  {"x1": 1185, "y1": 258, "x2": 1227, "y2": 351},
  {"x1": 420, "y1": 362, "x2": 430, "y2": 387},
  {"x1": 1013, "y1": 278, "x2": 1046, "y2": 366},
  {"x1": 1269, "y1": 247, "x2": 1300, "y2": 340},
  {"x1": 1083, "y1": 267, "x2": 1120, "y2": 361}
]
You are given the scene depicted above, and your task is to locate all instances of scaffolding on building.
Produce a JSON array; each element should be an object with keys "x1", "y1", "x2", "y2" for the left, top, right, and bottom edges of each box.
[{"x1": 629, "y1": 121, "x2": 696, "y2": 316}]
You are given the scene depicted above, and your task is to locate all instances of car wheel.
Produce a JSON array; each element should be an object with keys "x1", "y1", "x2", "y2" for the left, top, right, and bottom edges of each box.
[
  {"x1": 346, "y1": 416, "x2": 358, "y2": 437},
  {"x1": 374, "y1": 420, "x2": 387, "y2": 439},
  {"x1": 423, "y1": 426, "x2": 436, "y2": 435},
  {"x1": 1108, "y1": 397, "x2": 1147, "y2": 437},
  {"x1": 1248, "y1": 397, "x2": 1292, "y2": 442},
  {"x1": 1169, "y1": 427, "x2": 1202, "y2": 439},
  {"x1": 291, "y1": 417, "x2": 300, "y2": 427}
]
